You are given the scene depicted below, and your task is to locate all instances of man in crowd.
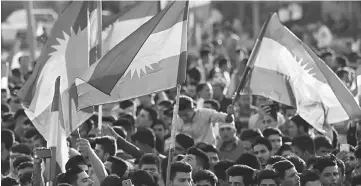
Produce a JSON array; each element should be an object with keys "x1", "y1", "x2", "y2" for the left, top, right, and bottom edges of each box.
[
  {"x1": 192, "y1": 170, "x2": 218, "y2": 186},
  {"x1": 182, "y1": 147, "x2": 210, "y2": 172},
  {"x1": 272, "y1": 160, "x2": 300, "y2": 186},
  {"x1": 253, "y1": 137, "x2": 272, "y2": 168},
  {"x1": 217, "y1": 121, "x2": 243, "y2": 161},
  {"x1": 169, "y1": 161, "x2": 193, "y2": 186}
]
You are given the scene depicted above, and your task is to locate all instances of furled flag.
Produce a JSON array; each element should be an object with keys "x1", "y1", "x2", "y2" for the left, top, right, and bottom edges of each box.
[
  {"x1": 75, "y1": 1, "x2": 189, "y2": 109},
  {"x1": 18, "y1": 2, "x2": 97, "y2": 145},
  {"x1": 101, "y1": 1, "x2": 160, "y2": 55},
  {"x1": 246, "y1": 13, "x2": 361, "y2": 134}
]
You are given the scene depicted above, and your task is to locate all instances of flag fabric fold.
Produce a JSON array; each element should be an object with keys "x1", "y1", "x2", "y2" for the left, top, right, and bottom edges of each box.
[
  {"x1": 247, "y1": 13, "x2": 361, "y2": 133},
  {"x1": 76, "y1": 1, "x2": 189, "y2": 109},
  {"x1": 18, "y1": 1, "x2": 96, "y2": 142}
]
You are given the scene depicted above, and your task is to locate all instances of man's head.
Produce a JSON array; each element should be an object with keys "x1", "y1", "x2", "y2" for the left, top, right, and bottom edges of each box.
[
  {"x1": 1, "y1": 177, "x2": 19, "y2": 186},
  {"x1": 263, "y1": 127, "x2": 283, "y2": 154},
  {"x1": 16, "y1": 161, "x2": 33, "y2": 179},
  {"x1": 185, "y1": 82, "x2": 198, "y2": 99},
  {"x1": 173, "y1": 134, "x2": 194, "y2": 156},
  {"x1": 257, "y1": 169, "x2": 281, "y2": 186},
  {"x1": 178, "y1": 96, "x2": 196, "y2": 123},
  {"x1": 291, "y1": 135, "x2": 315, "y2": 162},
  {"x1": 252, "y1": 137, "x2": 272, "y2": 166},
  {"x1": 1, "y1": 129, "x2": 15, "y2": 161},
  {"x1": 300, "y1": 170, "x2": 321, "y2": 186},
  {"x1": 197, "y1": 83, "x2": 213, "y2": 100},
  {"x1": 130, "y1": 169, "x2": 157, "y2": 186},
  {"x1": 151, "y1": 120, "x2": 168, "y2": 139},
  {"x1": 226, "y1": 165, "x2": 256, "y2": 186},
  {"x1": 266, "y1": 155, "x2": 287, "y2": 169},
  {"x1": 193, "y1": 170, "x2": 218, "y2": 186},
  {"x1": 240, "y1": 129, "x2": 263, "y2": 153},
  {"x1": 19, "y1": 172, "x2": 32, "y2": 186},
  {"x1": 285, "y1": 155, "x2": 306, "y2": 174},
  {"x1": 203, "y1": 99, "x2": 220, "y2": 111},
  {"x1": 198, "y1": 144, "x2": 219, "y2": 170},
  {"x1": 170, "y1": 161, "x2": 193, "y2": 186},
  {"x1": 94, "y1": 136, "x2": 117, "y2": 162},
  {"x1": 183, "y1": 147, "x2": 210, "y2": 171},
  {"x1": 313, "y1": 154, "x2": 339, "y2": 186},
  {"x1": 289, "y1": 115, "x2": 311, "y2": 137},
  {"x1": 156, "y1": 100, "x2": 173, "y2": 120},
  {"x1": 218, "y1": 122, "x2": 237, "y2": 142},
  {"x1": 139, "y1": 153, "x2": 161, "y2": 177},
  {"x1": 9, "y1": 144, "x2": 32, "y2": 173},
  {"x1": 136, "y1": 107, "x2": 157, "y2": 128},
  {"x1": 213, "y1": 160, "x2": 234, "y2": 186},
  {"x1": 12, "y1": 155, "x2": 32, "y2": 178},
  {"x1": 235, "y1": 153, "x2": 261, "y2": 170},
  {"x1": 65, "y1": 155, "x2": 88, "y2": 173},
  {"x1": 24, "y1": 128, "x2": 46, "y2": 151},
  {"x1": 211, "y1": 80, "x2": 226, "y2": 101},
  {"x1": 60, "y1": 166, "x2": 94, "y2": 186},
  {"x1": 113, "y1": 115, "x2": 135, "y2": 140},
  {"x1": 104, "y1": 156, "x2": 128, "y2": 178},
  {"x1": 335, "y1": 158, "x2": 345, "y2": 186},
  {"x1": 272, "y1": 160, "x2": 300, "y2": 186},
  {"x1": 314, "y1": 135, "x2": 334, "y2": 156},
  {"x1": 131, "y1": 127, "x2": 156, "y2": 151},
  {"x1": 282, "y1": 106, "x2": 297, "y2": 121},
  {"x1": 118, "y1": 100, "x2": 136, "y2": 116}
]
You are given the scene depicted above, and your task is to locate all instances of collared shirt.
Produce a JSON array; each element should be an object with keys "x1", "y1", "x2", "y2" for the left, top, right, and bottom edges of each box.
[{"x1": 217, "y1": 137, "x2": 243, "y2": 162}]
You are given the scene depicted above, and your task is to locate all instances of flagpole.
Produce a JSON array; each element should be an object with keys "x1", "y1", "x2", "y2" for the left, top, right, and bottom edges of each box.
[
  {"x1": 165, "y1": 84, "x2": 181, "y2": 186},
  {"x1": 232, "y1": 13, "x2": 273, "y2": 105},
  {"x1": 96, "y1": 0, "x2": 103, "y2": 131},
  {"x1": 24, "y1": 1, "x2": 37, "y2": 66}
]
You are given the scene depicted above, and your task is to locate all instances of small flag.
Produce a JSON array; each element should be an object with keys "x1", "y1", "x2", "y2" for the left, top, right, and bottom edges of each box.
[
  {"x1": 247, "y1": 13, "x2": 361, "y2": 134},
  {"x1": 18, "y1": 1, "x2": 96, "y2": 140},
  {"x1": 76, "y1": 1, "x2": 189, "y2": 109}
]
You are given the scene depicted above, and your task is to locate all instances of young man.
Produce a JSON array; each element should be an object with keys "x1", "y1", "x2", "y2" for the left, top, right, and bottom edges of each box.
[
  {"x1": 176, "y1": 96, "x2": 233, "y2": 146},
  {"x1": 272, "y1": 160, "x2": 300, "y2": 186},
  {"x1": 300, "y1": 170, "x2": 321, "y2": 186},
  {"x1": 257, "y1": 169, "x2": 281, "y2": 186},
  {"x1": 23, "y1": 128, "x2": 47, "y2": 151},
  {"x1": 182, "y1": 147, "x2": 210, "y2": 172},
  {"x1": 8, "y1": 144, "x2": 32, "y2": 179},
  {"x1": 203, "y1": 99, "x2": 221, "y2": 111},
  {"x1": 196, "y1": 83, "x2": 213, "y2": 108},
  {"x1": 151, "y1": 120, "x2": 168, "y2": 140},
  {"x1": 213, "y1": 160, "x2": 234, "y2": 186},
  {"x1": 226, "y1": 165, "x2": 256, "y2": 186},
  {"x1": 136, "y1": 107, "x2": 158, "y2": 128},
  {"x1": 239, "y1": 129, "x2": 263, "y2": 154},
  {"x1": 58, "y1": 165, "x2": 94, "y2": 186},
  {"x1": 199, "y1": 144, "x2": 219, "y2": 171},
  {"x1": 131, "y1": 127, "x2": 163, "y2": 157},
  {"x1": 314, "y1": 135, "x2": 334, "y2": 156},
  {"x1": 193, "y1": 170, "x2": 218, "y2": 186},
  {"x1": 169, "y1": 161, "x2": 193, "y2": 186},
  {"x1": 312, "y1": 154, "x2": 339, "y2": 186},
  {"x1": 253, "y1": 137, "x2": 272, "y2": 168},
  {"x1": 139, "y1": 153, "x2": 162, "y2": 184},
  {"x1": 217, "y1": 121, "x2": 243, "y2": 161},
  {"x1": 93, "y1": 136, "x2": 117, "y2": 162},
  {"x1": 16, "y1": 161, "x2": 33, "y2": 180},
  {"x1": 263, "y1": 127, "x2": 283, "y2": 155},
  {"x1": 291, "y1": 135, "x2": 315, "y2": 163},
  {"x1": 288, "y1": 115, "x2": 312, "y2": 137}
]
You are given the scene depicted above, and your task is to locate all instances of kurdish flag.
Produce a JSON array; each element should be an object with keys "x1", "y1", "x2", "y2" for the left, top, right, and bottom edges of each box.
[
  {"x1": 75, "y1": 1, "x2": 189, "y2": 109},
  {"x1": 18, "y1": 1, "x2": 97, "y2": 142},
  {"x1": 247, "y1": 13, "x2": 361, "y2": 133}
]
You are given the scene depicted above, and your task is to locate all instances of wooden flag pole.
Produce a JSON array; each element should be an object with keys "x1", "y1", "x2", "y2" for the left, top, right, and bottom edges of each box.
[
  {"x1": 231, "y1": 13, "x2": 273, "y2": 106},
  {"x1": 165, "y1": 84, "x2": 182, "y2": 186},
  {"x1": 96, "y1": 0, "x2": 103, "y2": 131},
  {"x1": 24, "y1": 1, "x2": 37, "y2": 65}
]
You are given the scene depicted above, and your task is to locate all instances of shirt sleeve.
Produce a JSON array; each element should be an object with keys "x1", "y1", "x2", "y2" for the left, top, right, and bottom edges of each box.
[{"x1": 204, "y1": 108, "x2": 228, "y2": 124}]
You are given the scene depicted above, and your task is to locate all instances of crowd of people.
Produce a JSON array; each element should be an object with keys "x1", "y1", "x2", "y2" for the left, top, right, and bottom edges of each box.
[{"x1": 1, "y1": 7, "x2": 361, "y2": 186}]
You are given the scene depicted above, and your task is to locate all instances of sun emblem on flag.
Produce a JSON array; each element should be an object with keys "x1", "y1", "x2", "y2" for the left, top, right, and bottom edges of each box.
[{"x1": 124, "y1": 52, "x2": 160, "y2": 79}]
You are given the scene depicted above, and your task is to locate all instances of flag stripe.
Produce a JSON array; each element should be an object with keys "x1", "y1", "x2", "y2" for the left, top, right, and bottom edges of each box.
[
  {"x1": 87, "y1": 1, "x2": 187, "y2": 95},
  {"x1": 76, "y1": 51, "x2": 187, "y2": 109}
]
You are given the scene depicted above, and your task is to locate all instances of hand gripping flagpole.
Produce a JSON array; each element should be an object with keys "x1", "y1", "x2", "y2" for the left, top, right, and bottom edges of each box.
[
  {"x1": 232, "y1": 13, "x2": 273, "y2": 106},
  {"x1": 96, "y1": 0, "x2": 103, "y2": 132},
  {"x1": 165, "y1": 84, "x2": 181, "y2": 186}
]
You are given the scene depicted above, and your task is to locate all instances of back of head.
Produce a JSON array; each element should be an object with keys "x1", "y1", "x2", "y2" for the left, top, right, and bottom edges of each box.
[
  {"x1": 213, "y1": 160, "x2": 234, "y2": 181},
  {"x1": 179, "y1": 96, "x2": 194, "y2": 111},
  {"x1": 198, "y1": 144, "x2": 218, "y2": 154},
  {"x1": 300, "y1": 170, "x2": 320, "y2": 186},
  {"x1": 94, "y1": 136, "x2": 117, "y2": 156},
  {"x1": 292, "y1": 135, "x2": 315, "y2": 155},
  {"x1": 61, "y1": 166, "x2": 85, "y2": 185},
  {"x1": 10, "y1": 144, "x2": 32, "y2": 155},
  {"x1": 19, "y1": 172, "x2": 32, "y2": 186},
  {"x1": 101, "y1": 175, "x2": 123, "y2": 186},
  {"x1": 107, "y1": 156, "x2": 128, "y2": 177},
  {"x1": 312, "y1": 154, "x2": 337, "y2": 174},
  {"x1": 131, "y1": 127, "x2": 156, "y2": 148},
  {"x1": 240, "y1": 129, "x2": 263, "y2": 142},
  {"x1": 170, "y1": 161, "x2": 192, "y2": 182},
  {"x1": 314, "y1": 135, "x2": 333, "y2": 151},
  {"x1": 203, "y1": 99, "x2": 220, "y2": 111},
  {"x1": 186, "y1": 147, "x2": 210, "y2": 170},
  {"x1": 119, "y1": 100, "x2": 134, "y2": 110},
  {"x1": 272, "y1": 160, "x2": 295, "y2": 179},
  {"x1": 17, "y1": 161, "x2": 33, "y2": 172},
  {"x1": 65, "y1": 155, "x2": 86, "y2": 171},
  {"x1": 257, "y1": 169, "x2": 280, "y2": 185},
  {"x1": 158, "y1": 100, "x2": 173, "y2": 109},
  {"x1": 263, "y1": 127, "x2": 282, "y2": 139},
  {"x1": 285, "y1": 155, "x2": 306, "y2": 173},
  {"x1": 235, "y1": 153, "x2": 261, "y2": 170},
  {"x1": 276, "y1": 144, "x2": 293, "y2": 156},
  {"x1": 139, "y1": 153, "x2": 161, "y2": 169},
  {"x1": 176, "y1": 133, "x2": 194, "y2": 150},
  {"x1": 252, "y1": 137, "x2": 272, "y2": 151},
  {"x1": 193, "y1": 170, "x2": 218, "y2": 186},
  {"x1": 130, "y1": 170, "x2": 156, "y2": 186},
  {"x1": 226, "y1": 165, "x2": 256, "y2": 186},
  {"x1": 1, "y1": 129, "x2": 15, "y2": 150}
]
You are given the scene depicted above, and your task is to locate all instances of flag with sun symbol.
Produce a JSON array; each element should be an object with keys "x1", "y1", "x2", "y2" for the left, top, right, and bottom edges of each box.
[
  {"x1": 75, "y1": 1, "x2": 189, "y2": 110},
  {"x1": 18, "y1": 1, "x2": 98, "y2": 171},
  {"x1": 246, "y1": 13, "x2": 361, "y2": 135}
]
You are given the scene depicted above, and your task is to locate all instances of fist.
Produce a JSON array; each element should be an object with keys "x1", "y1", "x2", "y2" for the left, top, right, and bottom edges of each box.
[
  {"x1": 76, "y1": 138, "x2": 91, "y2": 155},
  {"x1": 227, "y1": 105, "x2": 235, "y2": 115}
]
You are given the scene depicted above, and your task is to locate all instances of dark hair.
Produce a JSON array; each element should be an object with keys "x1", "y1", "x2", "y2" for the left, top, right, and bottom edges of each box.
[
  {"x1": 352, "y1": 174, "x2": 361, "y2": 186},
  {"x1": 60, "y1": 166, "x2": 85, "y2": 185},
  {"x1": 1, "y1": 177, "x2": 19, "y2": 186},
  {"x1": 131, "y1": 127, "x2": 156, "y2": 148},
  {"x1": 19, "y1": 172, "x2": 33, "y2": 186},
  {"x1": 119, "y1": 100, "x2": 134, "y2": 109},
  {"x1": 193, "y1": 170, "x2": 218, "y2": 186},
  {"x1": 14, "y1": 109, "x2": 26, "y2": 120},
  {"x1": 13, "y1": 155, "x2": 33, "y2": 171},
  {"x1": 176, "y1": 134, "x2": 194, "y2": 150},
  {"x1": 213, "y1": 160, "x2": 234, "y2": 181},
  {"x1": 320, "y1": 51, "x2": 333, "y2": 59},
  {"x1": 170, "y1": 161, "x2": 192, "y2": 181},
  {"x1": 292, "y1": 135, "x2": 315, "y2": 155},
  {"x1": 158, "y1": 100, "x2": 173, "y2": 109},
  {"x1": 179, "y1": 96, "x2": 195, "y2": 111},
  {"x1": 10, "y1": 144, "x2": 32, "y2": 155},
  {"x1": 24, "y1": 128, "x2": 46, "y2": 146},
  {"x1": 355, "y1": 146, "x2": 361, "y2": 159},
  {"x1": 65, "y1": 155, "x2": 86, "y2": 171},
  {"x1": 203, "y1": 99, "x2": 220, "y2": 111},
  {"x1": 198, "y1": 144, "x2": 219, "y2": 154},
  {"x1": 240, "y1": 129, "x2": 263, "y2": 141},
  {"x1": 266, "y1": 155, "x2": 287, "y2": 165},
  {"x1": 94, "y1": 136, "x2": 117, "y2": 156},
  {"x1": 106, "y1": 156, "x2": 128, "y2": 178},
  {"x1": 314, "y1": 135, "x2": 333, "y2": 150},
  {"x1": 263, "y1": 127, "x2": 282, "y2": 139},
  {"x1": 235, "y1": 153, "x2": 261, "y2": 170},
  {"x1": 187, "y1": 68, "x2": 201, "y2": 83},
  {"x1": 140, "y1": 107, "x2": 158, "y2": 126},
  {"x1": 313, "y1": 154, "x2": 337, "y2": 173},
  {"x1": 272, "y1": 160, "x2": 295, "y2": 179},
  {"x1": 113, "y1": 117, "x2": 134, "y2": 132},
  {"x1": 285, "y1": 155, "x2": 306, "y2": 173},
  {"x1": 306, "y1": 156, "x2": 320, "y2": 170},
  {"x1": 186, "y1": 147, "x2": 210, "y2": 170},
  {"x1": 276, "y1": 144, "x2": 294, "y2": 156},
  {"x1": 100, "y1": 175, "x2": 123, "y2": 186},
  {"x1": 335, "y1": 56, "x2": 347, "y2": 67},
  {"x1": 17, "y1": 161, "x2": 33, "y2": 172},
  {"x1": 300, "y1": 169, "x2": 320, "y2": 186},
  {"x1": 290, "y1": 115, "x2": 311, "y2": 133},
  {"x1": 1, "y1": 103, "x2": 10, "y2": 113},
  {"x1": 252, "y1": 137, "x2": 272, "y2": 151},
  {"x1": 335, "y1": 158, "x2": 345, "y2": 176},
  {"x1": 130, "y1": 169, "x2": 156, "y2": 186},
  {"x1": 1, "y1": 129, "x2": 15, "y2": 150},
  {"x1": 226, "y1": 165, "x2": 256, "y2": 186},
  {"x1": 196, "y1": 83, "x2": 210, "y2": 93},
  {"x1": 139, "y1": 153, "x2": 161, "y2": 170},
  {"x1": 257, "y1": 169, "x2": 281, "y2": 185}
]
